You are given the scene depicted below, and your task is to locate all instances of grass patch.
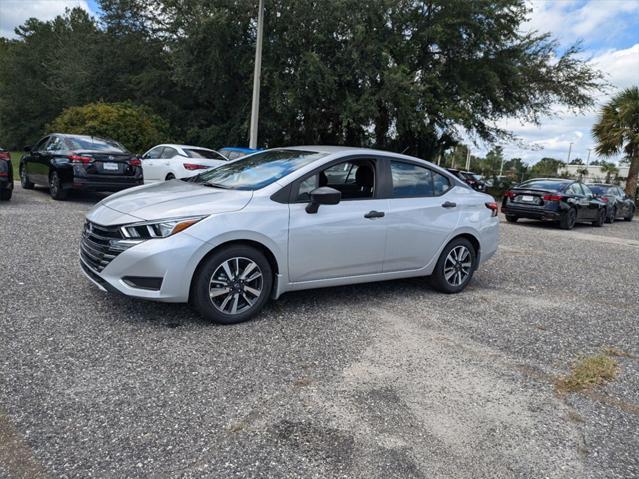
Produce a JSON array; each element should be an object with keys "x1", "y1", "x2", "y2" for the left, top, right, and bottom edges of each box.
[
  {"x1": 555, "y1": 354, "x2": 618, "y2": 394},
  {"x1": 9, "y1": 152, "x2": 21, "y2": 179},
  {"x1": 603, "y1": 346, "x2": 636, "y2": 359}
]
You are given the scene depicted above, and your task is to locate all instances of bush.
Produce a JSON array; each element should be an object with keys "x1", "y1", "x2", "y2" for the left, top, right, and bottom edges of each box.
[{"x1": 47, "y1": 102, "x2": 170, "y2": 153}]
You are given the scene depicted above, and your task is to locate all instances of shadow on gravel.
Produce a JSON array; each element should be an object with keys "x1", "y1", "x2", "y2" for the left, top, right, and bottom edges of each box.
[{"x1": 29, "y1": 186, "x2": 109, "y2": 204}]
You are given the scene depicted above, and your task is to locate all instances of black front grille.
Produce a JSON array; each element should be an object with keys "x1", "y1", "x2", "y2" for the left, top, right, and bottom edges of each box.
[{"x1": 80, "y1": 221, "x2": 124, "y2": 272}]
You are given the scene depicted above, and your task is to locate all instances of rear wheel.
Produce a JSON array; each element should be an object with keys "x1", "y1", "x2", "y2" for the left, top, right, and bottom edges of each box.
[
  {"x1": 48, "y1": 171, "x2": 67, "y2": 200},
  {"x1": 0, "y1": 188, "x2": 11, "y2": 201},
  {"x1": 592, "y1": 208, "x2": 605, "y2": 227},
  {"x1": 624, "y1": 206, "x2": 635, "y2": 222},
  {"x1": 20, "y1": 164, "x2": 34, "y2": 189},
  {"x1": 191, "y1": 245, "x2": 273, "y2": 324},
  {"x1": 505, "y1": 215, "x2": 518, "y2": 223},
  {"x1": 165, "y1": 173, "x2": 175, "y2": 181},
  {"x1": 559, "y1": 208, "x2": 577, "y2": 230},
  {"x1": 429, "y1": 238, "x2": 476, "y2": 294}
]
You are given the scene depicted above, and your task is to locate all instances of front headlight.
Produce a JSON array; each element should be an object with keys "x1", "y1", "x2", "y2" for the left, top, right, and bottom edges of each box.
[{"x1": 120, "y1": 216, "x2": 207, "y2": 239}]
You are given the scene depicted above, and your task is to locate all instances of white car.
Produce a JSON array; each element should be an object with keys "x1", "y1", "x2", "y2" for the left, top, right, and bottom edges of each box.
[
  {"x1": 81, "y1": 146, "x2": 499, "y2": 324},
  {"x1": 140, "y1": 144, "x2": 228, "y2": 183}
]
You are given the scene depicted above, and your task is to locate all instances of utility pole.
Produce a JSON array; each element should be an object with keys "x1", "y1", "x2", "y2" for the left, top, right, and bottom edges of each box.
[
  {"x1": 465, "y1": 149, "x2": 471, "y2": 171},
  {"x1": 249, "y1": 0, "x2": 265, "y2": 149},
  {"x1": 586, "y1": 148, "x2": 591, "y2": 167},
  {"x1": 567, "y1": 142, "x2": 573, "y2": 164}
]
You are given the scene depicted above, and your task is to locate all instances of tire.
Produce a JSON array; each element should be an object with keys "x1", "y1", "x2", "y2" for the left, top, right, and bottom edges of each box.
[
  {"x1": 429, "y1": 237, "x2": 477, "y2": 294},
  {"x1": 20, "y1": 164, "x2": 34, "y2": 189},
  {"x1": 605, "y1": 206, "x2": 615, "y2": 223},
  {"x1": 559, "y1": 208, "x2": 577, "y2": 230},
  {"x1": 48, "y1": 171, "x2": 67, "y2": 200},
  {"x1": 0, "y1": 188, "x2": 11, "y2": 201},
  {"x1": 624, "y1": 207, "x2": 635, "y2": 222},
  {"x1": 191, "y1": 245, "x2": 273, "y2": 324},
  {"x1": 592, "y1": 208, "x2": 605, "y2": 227},
  {"x1": 166, "y1": 173, "x2": 175, "y2": 181},
  {"x1": 505, "y1": 215, "x2": 518, "y2": 223}
]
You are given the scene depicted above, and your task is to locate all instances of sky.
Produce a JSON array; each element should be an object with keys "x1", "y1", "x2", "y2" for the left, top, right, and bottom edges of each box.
[{"x1": 0, "y1": 0, "x2": 637, "y2": 164}]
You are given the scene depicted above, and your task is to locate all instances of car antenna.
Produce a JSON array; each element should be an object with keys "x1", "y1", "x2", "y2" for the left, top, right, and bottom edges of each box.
[{"x1": 401, "y1": 146, "x2": 409, "y2": 154}]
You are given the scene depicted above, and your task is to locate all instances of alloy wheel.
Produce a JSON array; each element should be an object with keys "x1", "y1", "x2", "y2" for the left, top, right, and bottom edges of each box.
[
  {"x1": 444, "y1": 245, "x2": 472, "y2": 287},
  {"x1": 208, "y1": 257, "x2": 263, "y2": 315}
]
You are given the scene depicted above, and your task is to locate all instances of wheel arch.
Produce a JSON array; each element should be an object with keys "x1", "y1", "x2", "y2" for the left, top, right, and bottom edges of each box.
[
  {"x1": 188, "y1": 239, "x2": 280, "y2": 302},
  {"x1": 447, "y1": 232, "x2": 481, "y2": 265}
]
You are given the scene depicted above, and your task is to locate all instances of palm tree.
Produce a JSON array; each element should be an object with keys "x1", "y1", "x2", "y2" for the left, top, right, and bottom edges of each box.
[
  {"x1": 600, "y1": 161, "x2": 619, "y2": 184},
  {"x1": 593, "y1": 86, "x2": 639, "y2": 197}
]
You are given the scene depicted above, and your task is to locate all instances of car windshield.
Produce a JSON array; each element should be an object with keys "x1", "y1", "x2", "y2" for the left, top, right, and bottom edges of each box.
[
  {"x1": 185, "y1": 148, "x2": 226, "y2": 160},
  {"x1": 518, "y1": 180, "x2": 568, "y2": 191},
  {"x1": 588, "y1": 185, "x2": 610, "y2": 195},
  {"x1": 64, "y1": 136, "x2": 128, "y2": 152},
  {"x1": 193, "y1": 149, "x2": 327, "y2": 190}
]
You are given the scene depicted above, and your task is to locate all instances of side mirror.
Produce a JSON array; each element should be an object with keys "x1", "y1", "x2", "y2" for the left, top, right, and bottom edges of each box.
[
  {"x1": 305, "y1": 187, "x2": 341, "y2": 214},
  {"x1": 23, "y1": 146, "x2": 31, "y2": 152}
]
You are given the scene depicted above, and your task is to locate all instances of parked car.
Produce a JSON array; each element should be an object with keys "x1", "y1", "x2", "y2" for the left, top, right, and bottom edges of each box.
[
  {"x1": 447, "y1": 169, "x2": 486, "y2": 191},
  {"x1": 80, "y1": 146, "x2": 499, "y2": 324},
  {"x1": 0, "y1": 148, "x2": 13, "y2": 201},
  {"x1": 587, "y1": 183, "x2": 635, "y2": 222},
  {"x1": 20, "y1": 134, "x2": 142, "y2": 200},
  {"x1": 218, "y1": 147, "x2": 261, "y2": 160},
  {"x1": 140, "y1": 144, "x2": 228, "y2": 183},
  {"x1": 501, "y1": 178, "x2": 607, "y2": 229}
]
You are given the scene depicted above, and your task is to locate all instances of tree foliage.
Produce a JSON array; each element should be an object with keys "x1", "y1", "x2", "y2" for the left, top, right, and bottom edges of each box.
[
  {"x1": 592, "y1": 86, "x2": 639, "y2": 197},
  {"x1": 48, "y1": 102, "x2": 170, "y2": 152},
  {"x1": 0, "y1": 0, "x2": 606, "y2": 160}
]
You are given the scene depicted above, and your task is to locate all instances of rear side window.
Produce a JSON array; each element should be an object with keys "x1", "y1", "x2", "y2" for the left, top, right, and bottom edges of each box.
[
  {"x1": 161, "y1": 147, "x2": 178, "y2": 158},
  {"x1": 391, "y1": 161, "x2": 433, "y2": 197},
  {"x1": 185, "y1": 148, "x2": 226, "y2": 160}
]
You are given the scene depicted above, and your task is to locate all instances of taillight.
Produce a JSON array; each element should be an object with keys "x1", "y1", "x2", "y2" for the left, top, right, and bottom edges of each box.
[
  {"x1": 600, "y1": 197, "x2": 609, "y2": 203},
  {"x1": 0, "y1": 151, "x2": 10, "y2": 160},
  {"x1": 128, "y1": 158, "x2": 141, "y2": 167},
  {"x1": 504, "y1": 191, "x2": 515, "y2": 199},
  {"x1": 68, "y1": 154, "x2": 93, "y2": 164},
  {"x1": 183, "y1": 163, "x2": 210, "y2": 171},
  {"x1": 485, "y1": 202, "x2": 498, "y2": 217},
  {"x1": 542, "y1": 194, "x2": 563, "y2": 201}
]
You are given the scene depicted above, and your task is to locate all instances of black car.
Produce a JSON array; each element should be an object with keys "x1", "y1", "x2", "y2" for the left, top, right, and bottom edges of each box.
[
  {"x1": 587, "y1": 183, "x2": 635, "y2": 223},
  {"x1": 501, "y1": 178, "x2": 607, "y2": 230},
  {"x1": 20, "y1": 134, "x2": 143, "y2": 200},
  {"x1": 0, "y1": 148, "x2": 13, "y2": 201},
  {"x1": 447, "y1": 168, "x2": 486, "y2": 191}
]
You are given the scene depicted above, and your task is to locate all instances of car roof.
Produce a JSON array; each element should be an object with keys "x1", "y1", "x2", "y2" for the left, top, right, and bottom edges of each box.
[
  {"x1": 155, "y1": 144, "x2": 215, "y2": 151},
  {"x1": 587, "y1": 183, "x2": 614, "y2": 187}
]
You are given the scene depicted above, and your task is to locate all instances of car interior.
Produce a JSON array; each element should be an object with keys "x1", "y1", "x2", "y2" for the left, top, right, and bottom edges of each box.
[{"x1": 297, "y1": 159, "x2": 376, "y2": 201}]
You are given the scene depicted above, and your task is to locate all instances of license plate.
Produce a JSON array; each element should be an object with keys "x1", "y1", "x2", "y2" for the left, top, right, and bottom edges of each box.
[
  {"x1": 102, "y1": 162, "x2": 119, "y2": 171},
  {"x1": 520, "y1": 195, "x2": 535, "y2": 202}
]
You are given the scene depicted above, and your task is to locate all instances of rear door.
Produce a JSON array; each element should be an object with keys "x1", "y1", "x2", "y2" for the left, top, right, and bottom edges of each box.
[
  {"x1": 383, "y1": 160, "x2": 460, "y2": 272},
  {"x1": 141, "y1": 146, "x2": 165, "y2": 183}
]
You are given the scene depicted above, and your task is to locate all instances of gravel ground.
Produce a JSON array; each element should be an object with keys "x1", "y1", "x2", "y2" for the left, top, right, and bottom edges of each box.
[{"x1": 0, "y1": 185, "x2": 638, "y2": 478}]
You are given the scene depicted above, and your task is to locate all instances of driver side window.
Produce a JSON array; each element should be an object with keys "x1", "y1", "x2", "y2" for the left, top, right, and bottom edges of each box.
[
  {"x1": 145, "y1": 147, "x2": 164, "y2": 159},
  {"x1": 295, "y1": 159, "x2": 376, "y2": 202},
  {"x1": 34, "y1": 136, "x2": 50, "y2": 152}
]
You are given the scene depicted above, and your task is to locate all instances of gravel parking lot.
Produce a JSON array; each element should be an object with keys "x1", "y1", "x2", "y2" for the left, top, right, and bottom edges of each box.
[{"x1": 1, "y1": 185, "x2": 638, "y2": 479}]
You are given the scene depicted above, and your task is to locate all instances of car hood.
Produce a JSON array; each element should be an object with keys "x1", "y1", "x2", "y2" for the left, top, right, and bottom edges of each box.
[{"x1": 86, "y1": 180, "x2": 253, "y2": 225}]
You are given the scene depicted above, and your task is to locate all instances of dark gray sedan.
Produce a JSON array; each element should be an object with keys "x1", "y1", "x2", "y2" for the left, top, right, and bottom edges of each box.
[{"x1": 588, "y1": 184, "x2": 636, "y2": 223}]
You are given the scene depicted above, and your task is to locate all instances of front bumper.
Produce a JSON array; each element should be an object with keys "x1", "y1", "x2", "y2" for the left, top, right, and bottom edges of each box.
[{"x1": 79, "y1": 231, "x2": 211, "y2": 302}]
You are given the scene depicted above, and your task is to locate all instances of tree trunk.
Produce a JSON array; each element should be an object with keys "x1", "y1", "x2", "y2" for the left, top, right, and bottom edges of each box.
[{"x1": 625, "y1": 145, "x2": 639, "y2": 200}]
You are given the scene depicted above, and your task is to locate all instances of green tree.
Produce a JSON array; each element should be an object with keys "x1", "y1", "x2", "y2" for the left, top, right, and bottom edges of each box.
[
  {"x1": 593, "y1": 86, "x2": 639, "y2": 197},
  {"x1": 48, "y1": 102, "x2": 170, "y2": 152},
  {"x1": 569, "y1": 158, "x2": 584, "y2": 165},
  {"x1": 530, "y1": 157, "x2": 565, "y2": 178},
  {"x1": 599, "y1": 161, "x2": 619, "y2": 184}
]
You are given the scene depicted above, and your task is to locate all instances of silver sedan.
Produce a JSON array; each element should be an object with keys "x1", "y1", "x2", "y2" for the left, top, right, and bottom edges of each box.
[{"x1": 80, "y1": 146, "x2": 499, "y2": 324}]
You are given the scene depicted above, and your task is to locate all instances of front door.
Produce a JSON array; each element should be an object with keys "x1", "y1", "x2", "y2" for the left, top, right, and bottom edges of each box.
[
  {"x1": 287, "y1": 158, "x2": 388, "y2": 283},
  {"x1": 141, "y1": 146, "x2": 165, "y2": 183}
]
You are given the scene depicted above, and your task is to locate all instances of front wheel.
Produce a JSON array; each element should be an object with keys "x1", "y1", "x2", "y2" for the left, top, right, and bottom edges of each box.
[
  {"x1": 624, "y1": 207, "x2": 635, "y2": 222},
  {"x1": 191, "y1": 245, "x2": 273, "y2": 324},
  {"x1": 606, "y1": 207, "x2": 615, "y2": 224},
  {"x1": 592, "y1": 208, "x2": 606, "y2": 227},
  {"x1": 559, "y1": 208, "x2": 577, "y2": 230},
  {"x1": 429, "y1": 238, "x2": 476, "y2": 294},
  {"x1": 49, "y1": 171, "x2": 67, "y2": 200}
]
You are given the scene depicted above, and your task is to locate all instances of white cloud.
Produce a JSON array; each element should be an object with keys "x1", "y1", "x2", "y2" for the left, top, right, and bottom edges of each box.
[{"x1": 0, "y1": 0, "x2": 91, "y2": 39}]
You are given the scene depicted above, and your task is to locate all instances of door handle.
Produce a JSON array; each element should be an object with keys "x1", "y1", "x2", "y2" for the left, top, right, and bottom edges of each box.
[
  {"x1": 364, "y1": 210, "x2": 385, "y2": 219},
  {"x1": 442, "y1": 201, "x2": 457, "y2": 208}
]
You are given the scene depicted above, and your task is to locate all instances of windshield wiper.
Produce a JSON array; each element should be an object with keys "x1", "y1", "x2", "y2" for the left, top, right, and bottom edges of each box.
[{"x1": 204, "y1": 182, "x2": 231, "y2": 189}]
